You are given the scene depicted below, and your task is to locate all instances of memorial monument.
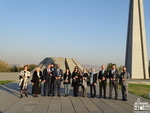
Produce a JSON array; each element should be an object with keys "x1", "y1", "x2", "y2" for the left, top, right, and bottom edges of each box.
[
  {"x1": 125, "y1": 0, "x2": 149, "y2": 79},
  {"x1": 35, "y1": 57, "x2": 83, "y2": 73}
]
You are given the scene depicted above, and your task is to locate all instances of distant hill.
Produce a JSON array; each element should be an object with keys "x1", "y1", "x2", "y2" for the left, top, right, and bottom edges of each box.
[{"x1": 82, "y1": 64, "x2": 101, "y2": 72}]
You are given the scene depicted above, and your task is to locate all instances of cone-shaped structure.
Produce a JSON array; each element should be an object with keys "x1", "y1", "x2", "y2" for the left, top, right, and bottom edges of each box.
[
  {"x1": 34, "y1": 57, "x2": 83, "y2": 73},
  {"x1": 125, "y1": 0, "x2": 149, "y2": 79}
]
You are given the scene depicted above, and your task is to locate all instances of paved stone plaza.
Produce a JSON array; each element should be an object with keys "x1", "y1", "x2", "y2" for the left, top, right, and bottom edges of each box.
[{"x1": 0, "y1": 80, "x2": 150, "y2": 113}]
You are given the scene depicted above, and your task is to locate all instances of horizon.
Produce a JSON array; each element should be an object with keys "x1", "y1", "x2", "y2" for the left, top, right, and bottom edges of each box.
[{"x1": 0, "y1": 0, "x2": 150, "y2": 66}]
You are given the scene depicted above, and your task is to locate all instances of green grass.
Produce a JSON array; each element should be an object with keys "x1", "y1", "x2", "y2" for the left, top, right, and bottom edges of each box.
[
  {"x1": 0, "y1": 80, "x2": 15, "y2": 85},
  {"x1": 128, "y1": 83, "x2": 150, "y2": 99},
  {"x1": 110, "y1": 83, "x2": 150, "y2": 99}
]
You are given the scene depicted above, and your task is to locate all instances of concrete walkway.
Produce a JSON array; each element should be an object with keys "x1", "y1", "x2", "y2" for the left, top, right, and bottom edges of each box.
[{"x1": 0, "y1": 81, "x2": 150, "y2": 113}]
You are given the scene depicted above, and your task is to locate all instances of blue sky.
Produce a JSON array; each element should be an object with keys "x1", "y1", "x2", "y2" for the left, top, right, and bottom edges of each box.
[{"x1": 0, "y1": 0, "x2": 150, "y2": 66}]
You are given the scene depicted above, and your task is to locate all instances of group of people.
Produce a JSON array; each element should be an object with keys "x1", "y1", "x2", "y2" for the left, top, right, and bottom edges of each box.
[{"x1": 19, "y1": 64, "x2": 130, "y2": 101}]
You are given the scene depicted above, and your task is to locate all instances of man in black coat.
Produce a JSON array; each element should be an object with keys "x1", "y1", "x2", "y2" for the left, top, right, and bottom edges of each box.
[
  {"x1": 54, "y1": 64, "x2": 63, "y2": 97},
  {"x1": 109, "y1": 64, "x2": 119, "y2": 100},
  {"x1": 90, "y1": 68, "x2": 97, "y2": 98},
  {"x1": 43, "y1": 64, "x2": 53, "y2": 96},
  {"x1": 98, "y1": 65, "x2": 108, "y2": 99},
  {"x1": 50, "y1": 63, "x2": 55, "y2": 95}
]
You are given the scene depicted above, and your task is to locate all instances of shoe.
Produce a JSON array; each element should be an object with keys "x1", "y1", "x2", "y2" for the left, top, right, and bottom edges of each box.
[
  {"x1": 115, "y1": 98, "x2": 118, "y2": 100},
  {"x1": 58, "y1": 94, "x2": 61, "y2": 97},
  {"x1": 124, "y1": 99, "x2": 127, "y2": 101},
  {"x1": 20, "y1": 94, "x2": 23, "y2": 98},
  {"x1": 109, "y1": 97, "x2": 112, "y2": 99},
  {"x1": 25, "y1": 94, "x2": 28, "y2": 97},
  {"x1": 122, "y1": 98, "x2": 127, "y2": 101}
]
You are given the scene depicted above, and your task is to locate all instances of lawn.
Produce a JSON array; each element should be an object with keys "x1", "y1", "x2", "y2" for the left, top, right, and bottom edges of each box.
[
  {"x1": 0, "y1": 80, "x2": 15, "y2": 86},
  {"x1": 128, "y1": 83, "x2": 150, "y2": 99}
]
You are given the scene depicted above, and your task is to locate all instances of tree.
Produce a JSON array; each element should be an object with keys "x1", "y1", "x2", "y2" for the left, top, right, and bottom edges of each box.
[
  {"x1": 27, "y1": 64, "x2": 37, "y2": 72},
  {"x1": 117, "y1": 65, "x2": 123, "y2": 73},
  {"x1": 0, "y1": 60, "x2": 11, "y2": 72},
  {"x1": 106, "y1": 63, "x2": 117, "y2": 72},
  {"x1": 11, "y1": 66, "x2": 19, "y2": 72}
]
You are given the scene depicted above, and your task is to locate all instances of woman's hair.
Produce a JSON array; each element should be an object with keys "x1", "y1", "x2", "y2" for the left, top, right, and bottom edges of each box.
[
  {"x1": 24, "y1": 65, "x2": 28, "y2": 70},
  {"x1": 65, "y1": 68, "x2": 71, "y2": 75},
  {"x1": 36, "y1": 67, "x2": 41, "y2": 71},
  {"x1": 73, "y1": 66, "x2": 79, "y2": 72}
]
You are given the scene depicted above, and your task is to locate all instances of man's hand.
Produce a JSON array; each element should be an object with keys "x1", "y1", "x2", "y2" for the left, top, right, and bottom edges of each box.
[
  {"x1": 32, "y1": 83, "x2": 34, "y2": 85},
  {"x1": 94, "y1": 83, "x2": 96, "y2": 86},
  {"x1": 99, "y1": 79, "x2": 101, "y2": 82},
  {"x1": 56, "y1": 77, "x2": 61, "y2": 79},
  {"x1": 102, "y1": 78, "x2": 105, "y2": 80},
  {"x1": 43, "y1": 80, "x2": 46, "y2": 83},
  {"x1": 122, "y1": 78, "x2": 125, "y2": 81},
  {"x1": 50, "y1": 74, "x2": 52, "y2": 76}
]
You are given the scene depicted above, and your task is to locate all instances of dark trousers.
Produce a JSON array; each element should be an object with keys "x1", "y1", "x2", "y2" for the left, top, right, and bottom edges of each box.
[
  {"x1": 73, "y1": 84, "x2": 79, "y2": 97},
  {"x1": 121, "y1": 85, "x2": 127, "y2": 99},
  {"x1": 43, "y1": 79, "x2": 51, "y2": 96},
  {"x1": 99, "y1": 81, "x2": 106, "y2": 98},
  {"x1": 109, "y1": 81, "x2": 118, "y2": 98},
  {"x1": 50, "y1": 82, "x2": 54, "y2": 95},
  {"x1": 90, "y1": 84, "x2": 96, "y2": 97},
  {"x1": 54, "y1": 79, "x2": 61, "y2": 95}
]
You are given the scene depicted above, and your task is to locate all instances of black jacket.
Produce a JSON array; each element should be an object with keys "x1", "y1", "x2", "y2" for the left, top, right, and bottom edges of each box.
[
  {"x1": 98, "y1": 70, "x2": 108, "y2": 81},
  {"x1": 89, "y1": 72, "x2": 97, "y2": 85},
  {"x1": 63, "y1": 73, "x2": 71, "y2": 84},
  {"x1": 109, "y1": 70, "x2": 119, "y2": 83},
  {"x1": 43, "y1": 68, "x2": 53, "y2": 81},
  {"x1": 54, "y1": 68, "x2": 63, "y2": 79},
  {"x1": 72, "y1": 71, "x2": 82, "y2": 86}
]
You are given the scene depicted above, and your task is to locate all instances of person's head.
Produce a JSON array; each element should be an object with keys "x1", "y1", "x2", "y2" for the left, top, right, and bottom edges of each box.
[
  {"x1": 36, "y1": 67, "x2": 40, "y2": 72},
  {"x1": 24, "y1": 65, "x2": 28, "y2": 71},
  {"x1": 65, "y1": 68, "x2": 70, "y2": 73},
  {"x1": 91, "y1": 68, "x2": 95, "y2": 73},
  {"x1": 83, "y1": 68, "x2": 87, "y2": 73},
  {"x1": 74, "y1": 66, "x2": 79, "y2": 72},
  {"x1": 57, "y1": 64, "x2": 60, "y2": 69},
  {"x1": 122, "y1": 66, "x2": 127, "y2": 72},
  {"x1": 112, "y1": 64, "x2": 116, "y2": 70},
  {"x1": 47, "y1": 64, "x2": 51, "y2": 69},
  {"x1": 101, "y1": 65, "x2": 105, "y2": 70},
  {"x1": 51, "y1": 63, "x2": 54, "y2": 67}
]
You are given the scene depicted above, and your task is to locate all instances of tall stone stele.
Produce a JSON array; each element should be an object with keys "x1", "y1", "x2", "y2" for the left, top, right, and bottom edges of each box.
[{"x1": 125, "y1": 0, "x2": 149, "y2": 79}]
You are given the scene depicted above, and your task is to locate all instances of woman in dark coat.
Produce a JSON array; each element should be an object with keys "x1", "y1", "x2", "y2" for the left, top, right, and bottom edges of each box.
[
  {"x1": 31, "y1": 67, "x2": 43, "y2": 97},
  {"x1": 63, "y1": 69, "x2": 71, "y2": 97},
  {"x1": 72, "y1": 66, "x2": 82, "y2": 97}
]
